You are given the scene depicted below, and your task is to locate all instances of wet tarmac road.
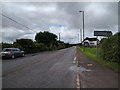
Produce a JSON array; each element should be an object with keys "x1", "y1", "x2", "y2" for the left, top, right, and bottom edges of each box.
[
  {"x1": 2, "y1": 46, "x2": 77, "y2": 88},
  {"x1": 2, "y1": 46, "x2": 119, "y2": 89}
]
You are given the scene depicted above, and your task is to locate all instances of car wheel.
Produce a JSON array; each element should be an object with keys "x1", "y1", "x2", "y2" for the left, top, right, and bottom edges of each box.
[
  {"x1": 22, "y1": 53, "x2": 25, "y2": 57},
  {"x1": 11, "y1": 55, "x2": 15, "y2": 59}
]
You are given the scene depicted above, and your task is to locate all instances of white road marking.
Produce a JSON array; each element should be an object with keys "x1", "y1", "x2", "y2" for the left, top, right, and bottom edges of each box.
[
  {"x1": 74, "y1": 57, "x2": 76, "y2": 61},
  {"x1": 76, "y1": 46, "x2": 81, "y2": 89},
  {"x1": 73, "y1": 57, "x2": 76, "y2": 64},
  {"x1": 76, "y1": 73, "x2": 80, "y2": 88},
  {"x1": 73, "y1": 47, "x2": 77, "y2": 64}
]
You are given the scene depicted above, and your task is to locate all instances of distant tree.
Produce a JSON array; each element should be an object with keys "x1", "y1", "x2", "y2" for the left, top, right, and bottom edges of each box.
[
  {"x1": 33, "y1": 42, "x2": 47, "y2": 52},
  {"x1": 35, "y1": 31, "x2": 57, "y2": 47},
  {"x1": 2, "y1": 42, "x2": 14, "y2": 49},
  {"x1": 14, "y1": 39, "x2": 35, "y2": 53}
]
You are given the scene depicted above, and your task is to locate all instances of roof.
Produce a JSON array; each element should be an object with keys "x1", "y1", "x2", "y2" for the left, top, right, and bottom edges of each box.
[
  {"x1": 84, "y1": 37, "x2": 99, "y2": 41},
  {"x1": 3, "y1": 48, "x2": 19, "y2": 49}
]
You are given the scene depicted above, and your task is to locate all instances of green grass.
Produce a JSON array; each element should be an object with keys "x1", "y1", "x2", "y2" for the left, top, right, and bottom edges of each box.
[{"x1": 79, "y1": 47, "x2": 120, "y2": 73}]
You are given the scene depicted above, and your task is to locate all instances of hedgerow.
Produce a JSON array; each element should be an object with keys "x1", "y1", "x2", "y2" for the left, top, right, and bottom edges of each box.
[{"x1": 101, "y1": 33, "x2": 120, "y2": 62}]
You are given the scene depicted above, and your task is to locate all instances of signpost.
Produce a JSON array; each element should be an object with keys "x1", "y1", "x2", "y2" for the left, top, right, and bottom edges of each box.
[
  {"x1": 94, "y1": 31, "x2": 112, "y2": 37},
  {"x1": 94, "y1": 31, "x2": 112, "y2": 57}
]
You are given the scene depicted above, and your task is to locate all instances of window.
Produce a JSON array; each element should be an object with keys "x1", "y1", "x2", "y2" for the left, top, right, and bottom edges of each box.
[
  {"x1": 90, "y1": 43, "x2": 94, "y2": 44},
  {"x1": 3, "y1": 49, "x2": 12, "y2": 51},
  {"x1": 16, "y1": 49, "x2": 20, "y2": 51}
]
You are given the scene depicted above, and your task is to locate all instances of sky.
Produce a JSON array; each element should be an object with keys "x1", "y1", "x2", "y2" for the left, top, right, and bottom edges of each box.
[{"x1": 1, "y1": 1, "x2": 119, "y2": 44}]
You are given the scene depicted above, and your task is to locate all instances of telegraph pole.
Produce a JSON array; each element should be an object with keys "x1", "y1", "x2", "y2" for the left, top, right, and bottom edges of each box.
[
  {"x1": 79, "y1": 11, "x2": 85, "y2": 51},
  {"x1": 80, "y1": 28, "x2": 82, "y2": 43},
  {"x1": 78, "y1": 34, "x2": 79, "y2": 43},
  {"x1": 79, "y1": 11, "x2": 85, "y2": 41},
  {"x1": 59, "y1": 33, "x2": 60, "y2": 41}
]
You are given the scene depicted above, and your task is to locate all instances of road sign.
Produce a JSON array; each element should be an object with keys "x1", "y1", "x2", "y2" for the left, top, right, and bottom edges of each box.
[
  {"x1": 94, "y1": 31, "x2": 112, "y2": 37},
  {"x1": 94, "y1": 31, "x2": 112, "y2": 57}
]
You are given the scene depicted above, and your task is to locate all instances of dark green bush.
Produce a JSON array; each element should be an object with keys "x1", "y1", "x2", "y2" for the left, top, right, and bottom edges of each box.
[
  {"x1": 33, "y1": 42, "x2": 47, "y2": 52},
  {"x1": 2, "y1": 43, "x2": 14, "y2": 49},
  {"x1": 14, "y1": 39, "x2": 35, "y2": 54},
  {"x1": 101, "y1": 33, "x2": 119, "y2": 62},
  {"x1": 2, "y1": 32, "x2": 73, "y2": 54}
]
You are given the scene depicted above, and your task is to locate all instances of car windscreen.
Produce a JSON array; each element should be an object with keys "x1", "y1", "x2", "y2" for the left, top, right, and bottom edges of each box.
[{"x1": 3, "y1": 49, "x2": 12, "y2": 52}]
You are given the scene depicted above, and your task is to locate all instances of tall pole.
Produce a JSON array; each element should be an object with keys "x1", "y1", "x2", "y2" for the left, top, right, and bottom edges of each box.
[
  {"x1": 79, "y1": 11, "x2": 85, "y2": 41},
  {"x1": 79, "y1": 11, "x2": 85, "y2": 51},
  {"x1": 59, "y1": 33, "x2": 60, "y2": 41},
  {"x1": 80, "y1": 28, "x2": 82, "y2": 43},
  {"x1": 83, "y1": 11, "x2": 84, "y2": 41}
]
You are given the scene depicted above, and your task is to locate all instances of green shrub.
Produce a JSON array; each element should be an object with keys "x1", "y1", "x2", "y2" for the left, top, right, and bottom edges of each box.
[
  {"x1": 14, "y1": 39, "x2": 35, "y2": 54},
  {"x1": 33, "y1": 42, "x2": 47, "y2": 52},
  {"x1": 101, "y1": 33, "x2": 119, "y2": 62},
  {"x1": 2, "y1": 43, "x2": 14, "y2": 49}
]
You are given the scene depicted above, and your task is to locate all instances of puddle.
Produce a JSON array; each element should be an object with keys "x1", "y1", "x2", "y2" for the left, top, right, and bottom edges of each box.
[
  {"x1": 87, "y1": 64, "x2": 93, "y2": 67},
  {"x1": 69, "y1": 66, "x2": 78, "y2": 72},
  {"x1": 69, "y1": 65, "x2": 92, "y2": 74}
]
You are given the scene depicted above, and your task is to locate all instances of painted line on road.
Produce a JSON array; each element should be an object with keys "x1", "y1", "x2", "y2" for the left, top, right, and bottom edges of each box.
[
  {"x1": 76, "y1": 73, "x2": 81, "y2": 89},
  {"x1": 76, "y1": 46, "x2": 81, "y2": 89},
  {"x1": 73, "y1": 46, "x2": 77, "y2": 64},
  {"x1": 73, "y1": 57, "x2": 76, "y2": 64},
  {"x1": 74, "y1": 57, "x2": 76, "y2": 61}
]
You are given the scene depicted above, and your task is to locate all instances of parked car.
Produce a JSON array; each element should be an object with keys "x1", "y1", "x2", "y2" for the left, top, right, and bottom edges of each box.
[{"x1": 1, "y1": 48, "x2": 24, "y2": 59}]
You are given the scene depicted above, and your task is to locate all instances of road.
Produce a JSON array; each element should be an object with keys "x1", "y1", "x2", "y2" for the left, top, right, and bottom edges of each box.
[
  {"x1": 77, "y1": 48, "x2": 118, "y2": 88},
  {"x1": 2, "y1": 46, "x2": 77, "y2": 88},
  {"x1": 2, "y1": 46, "x2": 119, "y2": 89}
]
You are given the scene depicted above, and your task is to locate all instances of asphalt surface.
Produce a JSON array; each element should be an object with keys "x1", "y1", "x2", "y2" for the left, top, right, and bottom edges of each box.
[
  {"x1": 2, "y1": 46, "x2": 77, "y2": 88},
  {"x1": 2, "y1": 46, "x2": 119, "y2": 88},
  {"x1": 77, "y1": 48, "x2": 118, "y2": 88}
]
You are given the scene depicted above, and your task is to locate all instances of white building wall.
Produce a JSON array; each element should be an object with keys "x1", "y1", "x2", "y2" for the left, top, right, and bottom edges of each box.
[
  {"x1": 82, "y1": 40, "x2": 99, "y2": 46},
  {"x1": 89, "y1": 41, "x2": 97, "y2": 46}
]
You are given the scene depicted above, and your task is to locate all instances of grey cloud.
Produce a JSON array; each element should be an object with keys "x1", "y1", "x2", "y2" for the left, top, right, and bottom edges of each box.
[{"x1": 1, "y1": 2, "x2": 118, "y2": 44}]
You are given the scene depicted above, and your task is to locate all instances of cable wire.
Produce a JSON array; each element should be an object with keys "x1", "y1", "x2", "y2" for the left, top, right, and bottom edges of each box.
[{"x1": 2, "y1": 14, "x2": 36, "y2": 33}]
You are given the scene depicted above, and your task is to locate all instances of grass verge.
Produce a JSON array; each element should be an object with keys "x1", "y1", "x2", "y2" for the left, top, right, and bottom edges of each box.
[{"x1": 79, "y1": 47, "x2": 120, "y2": 73}]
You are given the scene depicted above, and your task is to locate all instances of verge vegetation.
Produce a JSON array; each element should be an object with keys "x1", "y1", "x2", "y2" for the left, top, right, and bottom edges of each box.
[
  {"x1": 79, "y1": 47, "x2": 120, "y2": 72},
  {"x1": 79, "y1": 32, "x2": 120, "y2": 72},
  {"x1": 1, "y1": 31, "x2": 73, "y2": 54}
]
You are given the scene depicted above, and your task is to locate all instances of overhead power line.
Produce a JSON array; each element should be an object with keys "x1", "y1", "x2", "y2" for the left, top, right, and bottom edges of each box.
[{"x1": 2, "y1": 14, "x2": 36, "y2": 33}]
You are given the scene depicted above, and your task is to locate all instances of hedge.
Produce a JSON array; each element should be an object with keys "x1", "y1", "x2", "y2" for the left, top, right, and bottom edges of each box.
[
  {"x1": 2, "y1": 39, "x2": 72, "y2": 54},
  {"x1": 101, "y1": 33, "x2": 120, "y2": 62}
]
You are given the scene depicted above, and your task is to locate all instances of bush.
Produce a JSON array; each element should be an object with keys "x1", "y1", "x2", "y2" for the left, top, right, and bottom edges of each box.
[
  {"x1": 101, "y1": 33, "x2": 119, "y2": 62},
  {"x1": 14, "y1": 39, "x2": 48, "y2": 54},
  {"x1": 33, "y1": 42, "x2": 47, "y2": 52},
  {"x1": 2, "y1": 43, "x2": 14, "y2": 49},
  {"x1": 35, "y1": 31, "x2": 57, "y2": 47},
  {"x1": 14, "y1": 39, "x2": 35, "y2": 54},
  {"x1": 2, "y1": 32, "x2": 73, "y2": 54}
]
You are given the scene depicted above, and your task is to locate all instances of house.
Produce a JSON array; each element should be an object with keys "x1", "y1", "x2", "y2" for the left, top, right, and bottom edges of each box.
[{"x1": 82, "y1": 37, "x2": 100, "y2": 47}]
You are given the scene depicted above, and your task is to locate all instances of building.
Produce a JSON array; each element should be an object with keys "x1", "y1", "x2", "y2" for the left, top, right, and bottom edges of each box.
[{"x1": 82, "y1": 37, "x2": 100, "y2": 47}]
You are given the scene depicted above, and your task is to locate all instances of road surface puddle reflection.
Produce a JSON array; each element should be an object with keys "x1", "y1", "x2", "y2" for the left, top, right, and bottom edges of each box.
[{"x1": 69, "y1": 66, "x2": 92, "y2": 73}]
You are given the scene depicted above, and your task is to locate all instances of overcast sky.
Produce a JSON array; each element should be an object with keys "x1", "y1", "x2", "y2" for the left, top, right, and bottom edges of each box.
[{"x1": 1, "y1": 2, "x2": 118, "y2": 44}]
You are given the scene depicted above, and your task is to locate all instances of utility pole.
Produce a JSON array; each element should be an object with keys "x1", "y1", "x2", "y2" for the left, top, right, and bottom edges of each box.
[
  {"x1": 79, "y1": 11, "x2": 85, "y2": 41},
  {"x1": 59, "y1": 33, "x2": 60, "y2": 41},
  {"x1": 83, "y1": 11, "x2": 84, "y2": 41},
  {"x1": 80, "y1": 28, "x2": 82, "y2": 43},
  {"x1": 78, "y1": 34, "x2": 79, "y2": 43},
  {"x1": 79, "y1": 10, "x2": 85, "y2": 51}
]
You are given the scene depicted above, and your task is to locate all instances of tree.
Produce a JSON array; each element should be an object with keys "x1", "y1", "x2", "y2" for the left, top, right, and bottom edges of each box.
[
  {"x1": 14, "y1": 39, "x2": 35, "y2": 53},
  {"x1": 2, "y1": 42, "x2": 14, "y2": 49},
  {"x1": 101, "y1": 33, "x2": 119, "y2": 62},
  {"x1": 35, "y1": 31, "x2": 57, "y2": 47}
]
